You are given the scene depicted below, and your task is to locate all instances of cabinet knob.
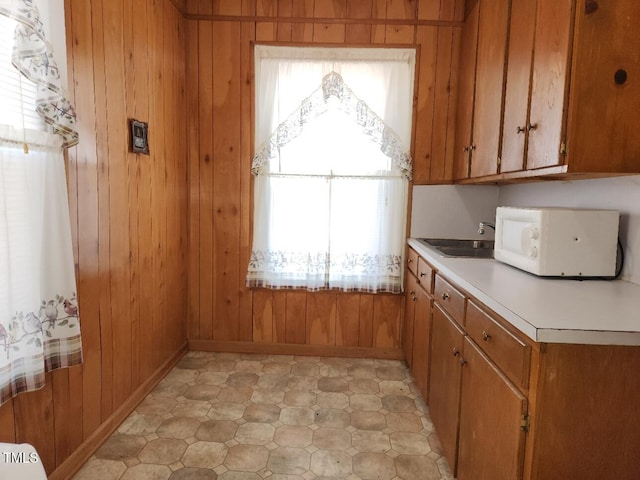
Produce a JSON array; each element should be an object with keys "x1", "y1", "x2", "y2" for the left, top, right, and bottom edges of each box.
[
  {"x1": 411, "y1": 291, "x2": 417, "y2": 301},
  {"x1": 408, "y1": 258, "x2": 413, "y2": 264},
  {"x1": 460, "y1": 357, "x2": 467, "y2": 366},
  {"x1": 419, "y1": 272, "x2": 426, "y2": 278},
  {"x1": 482, "y1": 330, "x2": 491, "y2": 341},
  {"x1": 452, "y1": 348, "x2": 460, "y2": 357},
  {"x1": 527, "y1": 123, "x2": 538, "y2": 132},
  {"x1": 516, "y1": 126, "x2": 526, "y2": 134},
  {"x1": 469, "y1": 144, "x2": 476, "y2": 151},
  {"x1": 463, "y1": 145, "x2": 470, "y2": 152},
  {"x1": 442, "y1": 292, "x2": 450, "y2": 301}
]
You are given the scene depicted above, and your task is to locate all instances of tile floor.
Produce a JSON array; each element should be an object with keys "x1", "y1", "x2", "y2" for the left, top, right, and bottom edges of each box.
[{"x1": 73, "y1": 352, "x2": 453, "y2": 480}]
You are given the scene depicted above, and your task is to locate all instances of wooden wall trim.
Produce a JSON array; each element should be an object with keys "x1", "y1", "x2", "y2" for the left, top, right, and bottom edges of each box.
[
  {"x1": 47, "y1": 343, "x2": 188, "y2": 480},
  {"x1": 184, "y1": 14, "x2": 463, "y2": 27},
  {"x1": 189, "y1": 340, "x2": 405, "y2": 360}
]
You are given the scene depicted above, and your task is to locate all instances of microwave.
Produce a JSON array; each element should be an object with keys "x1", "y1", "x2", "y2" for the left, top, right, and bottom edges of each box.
[{"x1": 493, "y1": 207, "x2": 620, "y2": 277}]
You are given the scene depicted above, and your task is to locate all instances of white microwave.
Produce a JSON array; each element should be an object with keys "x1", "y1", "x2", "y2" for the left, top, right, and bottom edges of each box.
[{"x1": 493, "y1": 207, "x2": 620, "y2": 277}]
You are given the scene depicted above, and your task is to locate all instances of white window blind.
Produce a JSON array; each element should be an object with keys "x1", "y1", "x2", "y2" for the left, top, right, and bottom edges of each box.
[{"x1": 0, "y1": 14, "x2": 44, "y2": 132}]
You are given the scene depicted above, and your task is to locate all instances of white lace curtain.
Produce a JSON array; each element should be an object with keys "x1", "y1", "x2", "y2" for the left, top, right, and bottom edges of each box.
[
  {"x1": 0, "y1": 0, "x2": 81, "y2": 406},
  {"x1": 247, "y1": 46, "x2": 415, "y2": 293}
]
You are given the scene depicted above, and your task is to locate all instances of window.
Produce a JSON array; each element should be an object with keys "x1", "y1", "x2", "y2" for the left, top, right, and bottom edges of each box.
[
  {"x1": 0, "y1": 1, "x2": 81, "y2": 407},
  {"x1": 247, "y1": 46, "x2": 415, "y2": 293}
]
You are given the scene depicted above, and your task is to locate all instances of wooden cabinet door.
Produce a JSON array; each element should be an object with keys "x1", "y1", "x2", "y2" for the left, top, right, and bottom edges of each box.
[
  {"x1": 469, "y1": 0, "x2": 510, "y2": 178},
  {"x1": 428, "y1": 304, "x2": 465, "y2": 475},
  {"x1": 526, "y1": 0, "x2": 574, "y2": 170},
  {"x1": 453, "y1": 0, "x2": 480, "y2": 180},
  {"x1": 402, "y1": 272, "x2": 418, "y2": 368},
  {"x1": 500, "y1": 0, "x2": 538, "y2": 173},
  {"x1": 411, "y1": 285, "x2": 432, "y2": 401},
  {"x1": 457, "y1": 337, "x2": 528, "y2": 480}
]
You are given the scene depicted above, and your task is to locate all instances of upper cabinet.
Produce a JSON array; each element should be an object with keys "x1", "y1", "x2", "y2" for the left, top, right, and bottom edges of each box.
[
  {"x1": 454, "y1": 0, "x2": 640, "y2": 183},
  {"x1": 453, "y1": 0, "x2": 510, "y2": 180}
]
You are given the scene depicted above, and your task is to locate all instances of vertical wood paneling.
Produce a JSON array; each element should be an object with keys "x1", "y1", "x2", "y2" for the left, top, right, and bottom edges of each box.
[
  {"x1": 103, "y1": 0, "x2": 133, "y2": 411},
  {"x1": 430, "y1": 26, "x2": 456, "y2": 182},
  {"x1": 138, "y1": 0, "x2": 155, "y2": 381},
  {"x1": 373, "y1": 295, "x2": 402, "y2": 348},
  {"x1": 0, "y1": 401, "x2": 15, "y2": 443},
  {"x1": 197, "y1": 18, "x2": 214, "y2": 340},
  {"x1": 238, "y1": 18, "x2": 255, "y2": 342},
  {"x1": 14, "y1": 379, "x2": 55, "y2": 475},
  {"x1": 66, "y1": 0, "x2": 103, "y2": 439},
  {"x1": 306, "y1": 292, "x2": 337, "y2": 346},
  {"x1": 187, "y1": 19, "x2": 200, "y2": 340},
  {"x1": 336, "y1": 295, "x2": 361, "y2": 347},
  {"x1": 212, "y1": 21, "x2": 242, "y2": 341},
  {"x1": 92, "y1": 0, "x2": 114, "y2": 422},
  {"x1": 285, "y1": 292, "x2": 307, "y2": 344},
  {"x1": 187, "y1": 0, "x2": 461, "y2": 352},
  {"x1": 292, "y1": 0, "x2": 315, "y2": 42}
]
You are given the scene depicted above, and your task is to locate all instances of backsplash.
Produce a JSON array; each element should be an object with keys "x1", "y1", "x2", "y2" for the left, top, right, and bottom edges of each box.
[{"x1": 411, "y1": 175, "x2": 640, "y2": 285}]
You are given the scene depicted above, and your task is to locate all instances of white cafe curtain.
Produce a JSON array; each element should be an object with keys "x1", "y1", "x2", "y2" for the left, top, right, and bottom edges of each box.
[
  {"x1": 247, "y1": 46, "x2": 415, "y2": 293},
  {"x1": 0, "y1": 0, "x2": 81, "y2": 406}
]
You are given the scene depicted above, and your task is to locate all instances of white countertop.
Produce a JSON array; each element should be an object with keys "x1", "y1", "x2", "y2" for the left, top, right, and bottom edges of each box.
[{"x1": 408, "y1": 238, "x2": 640, "y2": 346}]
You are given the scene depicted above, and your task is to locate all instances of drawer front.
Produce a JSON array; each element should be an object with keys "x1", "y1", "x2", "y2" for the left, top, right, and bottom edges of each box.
[
  {"x1": 407, "y1": 247, "x2": 418, "y2": 276},
  {"x1": 434, "y1": 275, "x2": 466, "y2": 326},
  {"x1": 466, "y1": 300, "x2": 531, "y2": 389},
  {"x1": 416, "y1": 257, "x2": 434, "y2": 293}
]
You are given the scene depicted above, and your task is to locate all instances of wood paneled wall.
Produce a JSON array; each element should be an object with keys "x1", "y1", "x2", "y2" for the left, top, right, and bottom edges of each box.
[
  {"x1": 184, "y1": 0, "x2": 463, "y2": 356},
  {"x1": 0, "y1": 0, "x2": 188, "y2": 477}
]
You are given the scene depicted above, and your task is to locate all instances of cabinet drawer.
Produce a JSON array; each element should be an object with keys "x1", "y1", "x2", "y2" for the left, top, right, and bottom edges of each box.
[
  {"x1": 416, "y1": 257, "x2": 434, "y2": 293},
  {"x1": 407, "y1": 247, "x2": 418, "y2": 276},
  {"x1": 466, "y1": 300, "x2": 531, "y2": 389},
  {"x1": 434, "y1": 275, "x2": 465, "y2": 326}
]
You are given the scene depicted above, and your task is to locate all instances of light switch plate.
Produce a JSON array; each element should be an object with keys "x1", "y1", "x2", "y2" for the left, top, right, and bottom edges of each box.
[{"x1": 129, "y1": 119, "x2": 149, "y2": 155}]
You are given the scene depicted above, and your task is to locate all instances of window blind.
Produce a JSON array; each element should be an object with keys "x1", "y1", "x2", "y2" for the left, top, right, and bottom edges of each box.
[{"x1": 0, "y1": 14, "x2": 45, "y2": 132}]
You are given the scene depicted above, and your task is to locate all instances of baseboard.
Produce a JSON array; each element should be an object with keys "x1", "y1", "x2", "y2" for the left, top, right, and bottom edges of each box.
[
  {"x1": 49, "y1": 342, "x2": 188, "y2": 480},
  {"x1": 188, "y1": 339, "x2": 405, "y2": 360}
]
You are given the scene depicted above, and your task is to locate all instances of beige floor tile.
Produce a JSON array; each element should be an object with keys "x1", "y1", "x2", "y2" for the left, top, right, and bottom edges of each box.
[{"x1": 73, "y1": 354, "x2": 453, "y2": 480}]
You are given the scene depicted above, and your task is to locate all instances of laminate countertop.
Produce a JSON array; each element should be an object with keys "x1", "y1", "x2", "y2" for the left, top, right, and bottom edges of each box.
[{"x1": 408, "y1": 237, "x2": 640, "y2": 346}]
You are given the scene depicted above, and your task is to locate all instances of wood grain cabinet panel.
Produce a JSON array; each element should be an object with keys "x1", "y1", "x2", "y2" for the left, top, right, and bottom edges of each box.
[
  {"x1": 466, "y1": 300, "x2": 531, "y2": 390},
  {"x1": 428, "y1": 303, "x2": 466, "y2": 475},
  {"x1": 466, "y1": 0, "x2": 640, "y2": 182},
  {"x1": 453, "y1": 0, "x2": 510, "y2": 180},
  {"x1": 410, "y1": 284, "x2": 432, "y2": 401},
  {"x1": 434, "y1": 274, "x2": 466, "y2": 326},
  {"x1": 458, "y1": 337, "x2": 528, "y2": 480}
]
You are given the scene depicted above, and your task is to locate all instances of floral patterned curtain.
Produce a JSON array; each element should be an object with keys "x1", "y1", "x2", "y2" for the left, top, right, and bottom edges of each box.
[{"x1": 0, "y1": 0, "x2": 81, "y2": 406}]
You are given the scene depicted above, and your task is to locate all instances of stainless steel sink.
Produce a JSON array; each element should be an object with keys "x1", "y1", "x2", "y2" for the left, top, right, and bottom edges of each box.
[{"x1": 416, "y1": 238, "x2": 494, "y2": 258}]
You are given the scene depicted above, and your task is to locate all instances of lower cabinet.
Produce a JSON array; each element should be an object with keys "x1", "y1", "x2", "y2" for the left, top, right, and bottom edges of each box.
[
  {"x1": 428, "y1": 304, "x2": 465, "y2": 474},
  {"x1": 405, "y1": 251, "x2": 640, "y2": 480},
  {"x1": 411, "y1": 285, "x2": 432, "y2": 401},
  {"x1": 457, "y1": 337, "x2": 527, "y2": 480}
]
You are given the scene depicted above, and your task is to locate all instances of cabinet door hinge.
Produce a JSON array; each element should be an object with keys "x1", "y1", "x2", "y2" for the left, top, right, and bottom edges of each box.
[
  {"x1": 520, "y1": 414, "x2": 530, "y2": 433},
  {"x1": 560, "y1": 141, "x2": 567, "y2": 155}
]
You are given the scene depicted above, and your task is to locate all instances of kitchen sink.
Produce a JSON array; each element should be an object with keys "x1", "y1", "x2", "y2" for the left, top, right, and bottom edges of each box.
[{"x1": 416, "y1": 238, "x2": 494, "y2": 258}]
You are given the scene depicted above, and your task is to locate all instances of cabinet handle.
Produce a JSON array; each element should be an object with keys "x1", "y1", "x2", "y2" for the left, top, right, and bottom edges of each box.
[
  {"x1": 482, "y1": 330, "x2": 491, "y2": 341},
  {"x1": 442, "y1": 292, "x2": 450, "y2": 301},
  {"x1": 527, "y1": 123, "x2": 538, "y2": 132},
  {"x1": 452, "y1": 348, "x2": 460, "y2": 357},
  {"x1": 516, "y1": 126, "x2": 526, "y2": 134}
]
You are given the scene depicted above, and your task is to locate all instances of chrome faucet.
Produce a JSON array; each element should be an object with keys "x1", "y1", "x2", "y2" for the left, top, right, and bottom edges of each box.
[{"x1": 478, "y1": 222, "x2": 495, "y2": 235}]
